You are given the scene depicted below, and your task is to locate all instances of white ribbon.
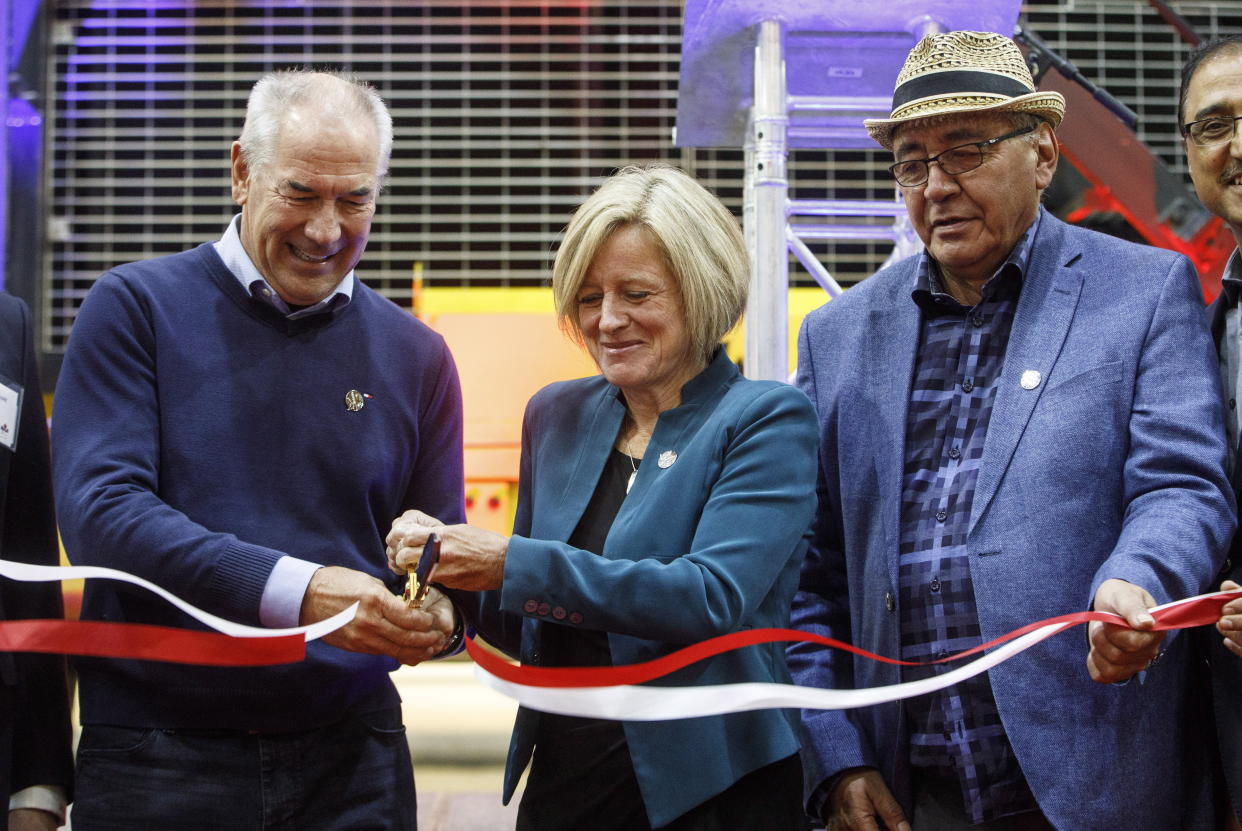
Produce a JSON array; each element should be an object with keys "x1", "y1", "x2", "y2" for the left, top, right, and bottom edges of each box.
[
  {"x1": 472, "y1": 621, "x2": 1075, "y2": 720},
  {"x1": 0, "y1": 559, "x2": 355, "y2": 641}
]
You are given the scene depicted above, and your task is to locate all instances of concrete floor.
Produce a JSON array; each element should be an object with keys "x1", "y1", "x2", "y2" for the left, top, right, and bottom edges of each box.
[
  {"x1": 399, "y1": 659, "x2": 522, "y2": 830},
  {"x1": 398, "y1": 659, "x2": 517, "y2": 765},
  {"x1": 416, "y1": 766, "x2": 518, "y2": 830}
]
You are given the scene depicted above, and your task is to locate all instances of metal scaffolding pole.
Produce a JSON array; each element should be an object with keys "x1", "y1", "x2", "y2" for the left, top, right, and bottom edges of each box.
[
  {"x1": 744, "y1": 20, "x2": 789, "y2": 382},
  {"x1": 676, "y1": 1, "x2": 1022, "y2": 382}
]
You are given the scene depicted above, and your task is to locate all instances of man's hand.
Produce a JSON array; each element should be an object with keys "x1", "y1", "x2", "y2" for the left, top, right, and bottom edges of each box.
[
  {"x1": 9, "y1": 808, "x2": 60, "y2": 831},
  {"x1": 299, "y1": 566, "x2": 445, "y2": 665},
  {"x1": 824, "y1": 768, "x2": 910, "y2": 831},
  {"x1": 387, "y1": 511, "x2": 508, "y2": 591},
  {"x1": 1216, "y1": 579, "x2": 1242, "y2": 658},
  {"x1": 419, "y1": 585, "x2": 459, "y2": 645},
  {"x1": 1087, "y1": 578, "x2": 1165, "y2": 684}
]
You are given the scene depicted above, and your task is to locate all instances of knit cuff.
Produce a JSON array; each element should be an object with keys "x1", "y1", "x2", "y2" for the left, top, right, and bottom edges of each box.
[{"x1": 207, "y1": 540, "x2": 287, "y2": 624}]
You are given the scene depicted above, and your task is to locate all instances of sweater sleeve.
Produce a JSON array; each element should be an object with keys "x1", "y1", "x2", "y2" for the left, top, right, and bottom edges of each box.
[
  {"x1": 52, "y1": 272, "x2": 287, "y2": 625},
  {"x1": 404, "y1": 334, "x2": 467, "y2": 527}
]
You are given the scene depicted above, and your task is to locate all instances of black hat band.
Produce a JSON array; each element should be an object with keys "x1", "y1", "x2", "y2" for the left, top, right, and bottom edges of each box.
[{"x1": 892, "y1": 70, "x2": 1033, "y2": 111}]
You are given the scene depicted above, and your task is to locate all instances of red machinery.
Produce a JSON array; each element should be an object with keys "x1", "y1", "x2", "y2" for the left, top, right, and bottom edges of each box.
[
  {"x1": 1043, "y1": 64, "x2": 1233, "y2": 304},
  {"x1": 1022, "y1": 6, "x2": 1234, "y2": 304}
]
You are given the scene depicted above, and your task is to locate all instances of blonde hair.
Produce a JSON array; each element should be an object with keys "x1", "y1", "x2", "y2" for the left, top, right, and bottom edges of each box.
[{"x1": 552, "y1": 164, "x2": 748, "y2": 363}]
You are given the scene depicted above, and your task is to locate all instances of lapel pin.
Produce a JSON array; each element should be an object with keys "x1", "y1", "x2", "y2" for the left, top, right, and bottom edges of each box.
[
  {"x1": 658, "y1": 450, "x2": 677, "y2": 469},
  {"x1": 1019, "y1": 370, "x2": 1042, "y2": 391},
  {"x1": 344, "y1": 390, "x2": 373, "y2": 411}
]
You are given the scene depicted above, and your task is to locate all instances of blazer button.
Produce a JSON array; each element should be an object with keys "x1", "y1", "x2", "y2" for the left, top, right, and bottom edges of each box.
[
  {"x1": 885, "y1": 592, "x2": 895, "y2": 612},
  {"x1": 569, "y1": 612, "x2": 583, "y2": 624},
  {"x1": 537, "y1": 602, "x2": 551, "y2": 616},
  {"x1": 552, "y1": 606, "x2": 567, "y2": 620},
  {"x1": 523, "y1": 600, "x2": 538, "y2": 613}
]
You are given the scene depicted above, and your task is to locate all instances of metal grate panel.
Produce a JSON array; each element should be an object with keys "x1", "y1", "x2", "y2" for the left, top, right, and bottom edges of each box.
[{"x1": 45, "y1": 1, "x2": 1242, "y2": 356}]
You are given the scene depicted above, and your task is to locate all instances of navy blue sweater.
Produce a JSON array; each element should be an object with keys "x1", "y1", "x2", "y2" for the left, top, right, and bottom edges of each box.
[{"x1": 53, "y1": 243, "x2": 465, "y2": 730}]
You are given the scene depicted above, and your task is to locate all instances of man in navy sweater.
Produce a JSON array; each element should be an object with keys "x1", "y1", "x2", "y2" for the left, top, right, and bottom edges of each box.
[{"x1": 52, "y1": 70, "x2": 465, "y2": 830}]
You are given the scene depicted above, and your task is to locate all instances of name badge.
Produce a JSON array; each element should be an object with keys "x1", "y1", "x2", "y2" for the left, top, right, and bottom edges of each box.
[{"x1": 0, "y1": 375, "x2": 22, "y2": 453}]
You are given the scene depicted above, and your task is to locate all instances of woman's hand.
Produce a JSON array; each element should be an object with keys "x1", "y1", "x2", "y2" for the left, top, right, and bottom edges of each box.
[
  {"x1": 386, "y1": 509, "x2": 509, "y2": 591},
  {"x1": 385, "y1": 509, "x2": 444, "y2": 576}
]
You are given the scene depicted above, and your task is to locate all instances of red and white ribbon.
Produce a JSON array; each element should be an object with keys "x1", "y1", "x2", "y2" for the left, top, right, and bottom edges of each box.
[
  {"x1": 467, "y1": 589, "x2": 1242, "y2": 720},
  {"x1": 0, "y1": 559, "x2": 357, "y2": 666}
]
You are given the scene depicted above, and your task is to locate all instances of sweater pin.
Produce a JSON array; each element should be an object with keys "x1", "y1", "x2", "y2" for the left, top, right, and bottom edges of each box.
[
  {"x1": 345, "y1": 390, "x2": 373, "y2": 411},
  {"x1": 657, "y1": 450, "x2": 677, "y2": 469},
  {"x1": 1019, "y1": 370, "x2": 1041, "y2": 391}
]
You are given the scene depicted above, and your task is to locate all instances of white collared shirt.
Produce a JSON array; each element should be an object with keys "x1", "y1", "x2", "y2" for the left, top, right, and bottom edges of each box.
[{"x1": 213, "y1": 214, "x2": 354, "y2": 319}]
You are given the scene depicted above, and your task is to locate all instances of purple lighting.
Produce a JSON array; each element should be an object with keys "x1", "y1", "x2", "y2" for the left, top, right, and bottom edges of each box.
[
  {"x1": 676, "y1": 0, "x2": 1022, "y2": 148},
  {"x1": 7, "y1": 97, "x2": 42, "y2": 129}
]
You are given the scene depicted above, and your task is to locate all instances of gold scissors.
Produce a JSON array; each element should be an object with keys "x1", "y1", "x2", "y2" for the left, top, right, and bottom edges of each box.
[{"x1": 403, "y1": 532, "x2": 440, "y2": 609}]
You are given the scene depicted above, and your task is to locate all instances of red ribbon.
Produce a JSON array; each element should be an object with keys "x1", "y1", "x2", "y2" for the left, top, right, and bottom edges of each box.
[
  {"x1": 466, "y1": 590, "x2": 1242, "y2": 689},
  {"x1": 0, "y1": 619, "x2": 305, "y2": 666},
  {"x1": 6, "y1": 589, "x2": 1236, "y2": 674}
]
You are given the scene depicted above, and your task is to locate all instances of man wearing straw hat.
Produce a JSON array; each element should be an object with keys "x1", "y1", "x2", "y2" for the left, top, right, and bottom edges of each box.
[{"x1": 788, "y1": 30, "x2": 1232, "y2": 831}]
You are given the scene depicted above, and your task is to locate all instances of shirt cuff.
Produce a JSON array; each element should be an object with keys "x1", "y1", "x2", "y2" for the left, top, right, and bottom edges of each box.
[
  {"x1": 9, "y1": 784, "x2": 67, "y2": 824},
  {"x1": 258, "y1": 556, "x2": 322, "y2": 628},
  {"x1": 807, "y1": 777, "x2": 834, "y2": 823}
]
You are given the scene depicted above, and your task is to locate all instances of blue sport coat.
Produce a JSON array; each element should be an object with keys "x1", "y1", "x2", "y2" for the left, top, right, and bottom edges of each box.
[
  {"x1": 470, "y1": 348, "x2": 818, "y2": 828},
  {"x1": 788, "y1": 211, "x2": 1234, "y2": 830}
]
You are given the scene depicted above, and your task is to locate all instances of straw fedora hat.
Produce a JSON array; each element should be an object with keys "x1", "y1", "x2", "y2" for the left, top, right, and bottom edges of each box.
[{"x1": 864, "y1": 30, "x2": 1066, "y2": 150}]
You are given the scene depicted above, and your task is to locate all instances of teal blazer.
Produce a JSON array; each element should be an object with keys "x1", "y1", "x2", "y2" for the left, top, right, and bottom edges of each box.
[{"x1": 473, "y1": 348, "x2": 818, "y2": 827}]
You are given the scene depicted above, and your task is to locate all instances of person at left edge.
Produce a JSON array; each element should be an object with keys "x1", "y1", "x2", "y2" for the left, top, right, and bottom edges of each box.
[
  {"x1": 387, "y1": 164, "x2": 819, "y2": 830},
  {"x1": 52, "y1": 70, "x2": 464, "y2": 831},
  {"x1": 0, "y1": 292, "x2": 73, "y2": 830}
]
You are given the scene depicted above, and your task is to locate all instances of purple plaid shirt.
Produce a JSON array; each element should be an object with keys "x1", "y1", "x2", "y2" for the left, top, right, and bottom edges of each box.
[{"x1": 898, "y1": 215, "x2": 1040, "y2": 823}]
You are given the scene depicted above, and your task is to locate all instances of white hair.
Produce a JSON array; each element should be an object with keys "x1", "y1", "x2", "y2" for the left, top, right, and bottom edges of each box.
[{"x1": 237, "y1": 69, "x2": 394, "y2": 180}]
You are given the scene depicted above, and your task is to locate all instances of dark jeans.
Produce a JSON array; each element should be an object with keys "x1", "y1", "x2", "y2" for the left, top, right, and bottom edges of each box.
[{"x1": 71, "y1": 706, "x2": 417, "y2": 831}]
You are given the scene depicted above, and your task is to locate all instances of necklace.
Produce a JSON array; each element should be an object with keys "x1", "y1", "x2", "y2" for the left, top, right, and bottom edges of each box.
[{"x1": 623, "y1": 423, "x2": 647, "y2": 494}]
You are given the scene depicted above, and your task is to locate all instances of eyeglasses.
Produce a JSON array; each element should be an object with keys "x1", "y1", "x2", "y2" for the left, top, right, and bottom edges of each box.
[
  {"x1": 1183, "y1": 115, "x2": 1242, "y2": 147},
  {"x1": 887, "y1": 124, "x2": 1037, "y2": 187}
]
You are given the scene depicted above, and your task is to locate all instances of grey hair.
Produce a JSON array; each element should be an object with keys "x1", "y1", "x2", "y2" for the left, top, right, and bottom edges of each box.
[
  {"x1": 552, "y1": 164, "x2": 748, "y2": 365},
  {"x1": 237, "y1": 69, "x2": 394, "y2": 179}
]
